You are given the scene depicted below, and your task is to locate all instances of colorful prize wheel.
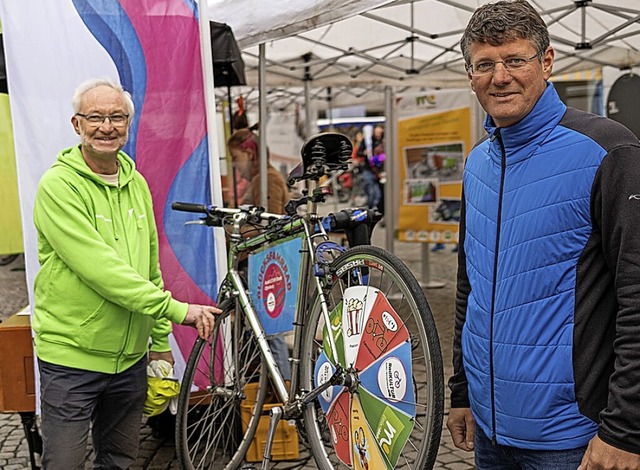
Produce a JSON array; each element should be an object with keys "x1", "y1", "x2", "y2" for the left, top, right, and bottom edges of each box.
[{"x1": 314, "y1": 285, "x2": 416, "y2": 469}]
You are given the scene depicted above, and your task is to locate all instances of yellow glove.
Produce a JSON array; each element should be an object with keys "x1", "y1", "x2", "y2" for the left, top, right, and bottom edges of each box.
[{"x1": 144, "y1": 360, "x2": 180, "y2": 417}]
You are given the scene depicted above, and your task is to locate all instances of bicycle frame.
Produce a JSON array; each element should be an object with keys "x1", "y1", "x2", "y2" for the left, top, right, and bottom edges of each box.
[{"x1": 220, "y1": 178, "x2": 342, "y2": 410}]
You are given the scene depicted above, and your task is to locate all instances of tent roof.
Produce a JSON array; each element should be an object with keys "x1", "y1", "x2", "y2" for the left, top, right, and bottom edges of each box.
[{"x1": 208, "y1": 0, "x2": 640, "y2": 110}]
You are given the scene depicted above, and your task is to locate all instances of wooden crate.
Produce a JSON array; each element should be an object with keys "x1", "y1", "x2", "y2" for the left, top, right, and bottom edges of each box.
[{"x1": 0, "y1": 313, "x2": 36, "y2": 412}]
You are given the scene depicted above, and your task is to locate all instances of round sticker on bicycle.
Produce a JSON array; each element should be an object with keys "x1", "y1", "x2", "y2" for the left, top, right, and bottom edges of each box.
[
  {"x1": 262, "y1": 263, "x2": 287, "y2": 318},
  {"x1": 377, "y1": 356, "x2": 407, "y2": 403}
]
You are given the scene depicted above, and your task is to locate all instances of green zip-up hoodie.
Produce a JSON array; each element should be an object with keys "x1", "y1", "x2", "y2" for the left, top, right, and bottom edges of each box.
[{"x1": 33, "y1": 145, "x2": 188, "y2": 374}]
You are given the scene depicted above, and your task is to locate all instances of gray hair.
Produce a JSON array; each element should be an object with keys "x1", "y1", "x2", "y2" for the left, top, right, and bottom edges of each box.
[
  {"x1": 71, "y1": 78, "x2": 135, "y2": 117},
  {"x1": 460, "y1": 0, "x2": 549, "y2": 64}
]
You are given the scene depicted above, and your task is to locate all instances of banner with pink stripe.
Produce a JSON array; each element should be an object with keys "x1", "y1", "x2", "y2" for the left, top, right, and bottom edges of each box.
[{"x1": 0, "y1": 0, "x2": 225, "y2": 372}]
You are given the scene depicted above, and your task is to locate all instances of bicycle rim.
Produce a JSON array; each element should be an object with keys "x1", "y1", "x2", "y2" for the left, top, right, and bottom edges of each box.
[
  {"x1": 300, "y1": 245, "x2": 444, "y2": 469},
  {"x1": 176, "y1": 304, "x2": 267, "y2": 470}
]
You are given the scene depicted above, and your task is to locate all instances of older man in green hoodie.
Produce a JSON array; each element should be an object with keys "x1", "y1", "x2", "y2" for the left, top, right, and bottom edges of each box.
[{"x1": 33, "y1": 78, "x2": 219, "y2": 469}]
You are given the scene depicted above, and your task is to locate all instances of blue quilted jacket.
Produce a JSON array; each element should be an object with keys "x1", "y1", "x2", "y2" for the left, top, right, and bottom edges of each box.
[{"x1": 450, "y1": 82, "x2": 640, "y2": 453}]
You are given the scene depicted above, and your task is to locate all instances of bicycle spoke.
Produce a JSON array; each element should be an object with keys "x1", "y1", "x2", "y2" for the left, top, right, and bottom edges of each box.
[{"x1": 176, "y1": 308, "x2": 267, "y2": 470}]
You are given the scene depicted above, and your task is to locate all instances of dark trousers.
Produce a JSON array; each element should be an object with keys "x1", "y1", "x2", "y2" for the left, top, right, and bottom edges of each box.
[
  {"x1": 38, "y1": 357, "x2": 147, "y2": 470},
  {"x1": 475, "y1": 427, "x2": 587, "y2": 470}
]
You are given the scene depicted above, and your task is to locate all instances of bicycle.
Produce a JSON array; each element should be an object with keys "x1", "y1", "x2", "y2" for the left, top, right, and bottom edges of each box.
[{"x1": 172, "y1": 132, "x2": 444, "y2": 470}]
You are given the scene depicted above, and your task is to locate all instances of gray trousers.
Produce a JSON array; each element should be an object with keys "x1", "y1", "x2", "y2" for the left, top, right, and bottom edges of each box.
[{"x1": 38, "y1": 357, "x2": 147, "y2": 470}]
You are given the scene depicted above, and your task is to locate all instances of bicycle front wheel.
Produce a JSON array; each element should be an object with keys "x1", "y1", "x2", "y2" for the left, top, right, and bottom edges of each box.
[
  {"x1": 300, "y1": 245, "x2": 444, "y2": 469},
  {"x1": 176, "y1": 300, "x2": 268, "y2": 470}
]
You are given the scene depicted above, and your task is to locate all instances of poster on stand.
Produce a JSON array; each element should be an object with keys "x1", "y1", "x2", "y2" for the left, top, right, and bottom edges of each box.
[{"x1": 395, "y1": 90, "x2": 473, "y2": 244}]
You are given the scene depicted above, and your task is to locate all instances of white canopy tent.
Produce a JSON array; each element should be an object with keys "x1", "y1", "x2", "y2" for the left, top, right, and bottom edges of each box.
[
  {"x1": 205, "y1": 0, "x2": 640, "y2": 254},
  {"x1": 207, "y1": 0, "x2": 640, "y2": 111}
]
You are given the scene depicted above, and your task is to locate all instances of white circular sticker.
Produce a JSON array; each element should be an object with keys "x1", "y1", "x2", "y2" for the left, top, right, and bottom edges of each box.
[
  {"x1": 381, "y1": 311, "x2": 398, "y2": 332},
  {"x1": 266, "y1": 292, "x2": 276, "y2": 313},
  {"x1": 377, "y1": 357, "x2": 407, "y2": 403},
  {"x1": 317, "y1": 361, "x2": 334, "y2": 402}
]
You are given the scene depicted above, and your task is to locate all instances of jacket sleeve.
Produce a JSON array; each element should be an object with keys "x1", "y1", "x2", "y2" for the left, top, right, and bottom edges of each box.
[
  {"x1": 144, "y1": 191, "x2": 179, "y2": 352},
  {"x1": 448, "y1": 189, "x2": 471, "y2": 408},
  {"x1": 34, "y1": 172, "x2": 188, "y2": 326},
  {"x1": 592, "y1": 143, "x2": 640, "y2": 453}
]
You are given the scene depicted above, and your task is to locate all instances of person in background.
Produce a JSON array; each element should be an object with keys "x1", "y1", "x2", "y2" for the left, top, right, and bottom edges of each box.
[
  {"x1": 351, "y1": 130, "x2": 365, "y2": 163},
  {"x1": 447, "y1": 1, "x2": 640, "y2": 469},
  {"x1": 227, "y1": 96, "x2": 252, "y2": 206},
  {"x1": 227, "y1": 128, "x2": 289, "y2": 214},
  {"x1": 356, "y1": 124, "x2": 384, "y2": 213},
  {"x1": 33, "y1": 78, "x2": 219, "y2": 470},
  {"x1": 227, "y1": 128, "x2": 292, "y2": 381}
]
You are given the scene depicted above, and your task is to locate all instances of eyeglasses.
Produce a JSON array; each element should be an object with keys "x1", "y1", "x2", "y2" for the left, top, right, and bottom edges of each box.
[
  {"x1": 75, "y1": 113, "x2": 129, "y2": 127},
  {"x1": 466, "y1": 53, "x2": 541, "y2": 77}
]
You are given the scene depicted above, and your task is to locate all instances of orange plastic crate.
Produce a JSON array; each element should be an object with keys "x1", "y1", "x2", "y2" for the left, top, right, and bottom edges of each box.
[{"x1": 241, "y1": 383, "x2": 300, "y2": 462}]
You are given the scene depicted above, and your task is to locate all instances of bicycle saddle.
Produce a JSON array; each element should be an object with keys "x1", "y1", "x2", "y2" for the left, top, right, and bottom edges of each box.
[{"x1": 288, "y1": 132, "x2": 352, "y2": 185}]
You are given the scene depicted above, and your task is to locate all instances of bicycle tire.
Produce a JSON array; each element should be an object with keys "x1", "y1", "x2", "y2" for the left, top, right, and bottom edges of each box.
[
  {"x1": 176, "y1": 299, "x2": 268, "y2": 470},
  {"x1": 300, "y1": 245, "x2": 444, "y2": 469}
]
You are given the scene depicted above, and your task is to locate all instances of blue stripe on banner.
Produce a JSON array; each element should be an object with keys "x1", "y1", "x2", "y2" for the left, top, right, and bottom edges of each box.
[
  {"x1": 71, "y1": 0, "x2": 146, "y2": 158},
  {"x1": 165, "y1": 135, "x2": 217, "y2": 298},
  {"x1": 182, "y1": 0, "x2": 198, "y2": 19}
]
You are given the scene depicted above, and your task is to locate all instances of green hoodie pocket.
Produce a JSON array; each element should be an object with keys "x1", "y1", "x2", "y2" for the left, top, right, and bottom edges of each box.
[
  {"x1": 77, "y1": 299, "x2": 155, "y2": 357},
  {"x1": 77, "y1": 299, "x2": 131, "y2": 355}
]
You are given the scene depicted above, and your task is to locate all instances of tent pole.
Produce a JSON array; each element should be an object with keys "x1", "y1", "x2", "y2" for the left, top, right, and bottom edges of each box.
[
  {"x1": 197, "y1": 6, "x2": 222, "y2": 208},
  {"x1": 227, "y1": 86, "x2": 239, "y2": 207},
  {"x1": 197, "y1": 0, "x2": 230, "y2": 305},
  {"x1": 304, "y1": 80, "x2": 312, "y2": 139},
  {"x1": 384, "y1": 86, "x2": 394, "y2": 254},
  {"x1": 303, "y1": 54, "x2": 313, "y2": 140},
  {"x1": 258, "y1": 43, "x2": 268, "y2": 208}
]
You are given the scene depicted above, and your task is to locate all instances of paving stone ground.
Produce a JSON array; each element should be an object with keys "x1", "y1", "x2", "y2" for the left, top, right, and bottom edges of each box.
[{"x1": 0, "y1": 227, "x2": 475, "y2": 469}]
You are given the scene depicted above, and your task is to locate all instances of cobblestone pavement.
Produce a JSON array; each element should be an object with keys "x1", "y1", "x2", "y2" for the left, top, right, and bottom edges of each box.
[{"x1": 0, "y1": 232, "x2": 475, "y2": 469}]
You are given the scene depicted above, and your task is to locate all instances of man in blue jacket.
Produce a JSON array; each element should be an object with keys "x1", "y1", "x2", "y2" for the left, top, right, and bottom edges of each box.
[{"x1": 447, "y1": 1, "x2": 640, "y2": 469}]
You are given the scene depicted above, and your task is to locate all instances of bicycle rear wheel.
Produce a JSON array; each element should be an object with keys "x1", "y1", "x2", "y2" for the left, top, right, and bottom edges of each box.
[
  {"x1": 300, "y1": 245, "x2": 444, "y2": 469},
  {"x1": 176, "y1": 300, "x2": 268, "y2": 470}
]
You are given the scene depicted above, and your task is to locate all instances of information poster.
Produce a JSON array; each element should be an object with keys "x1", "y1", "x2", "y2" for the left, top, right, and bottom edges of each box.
[{"x1": 395, "y1": 90, "x2": 473, "y2": 243}]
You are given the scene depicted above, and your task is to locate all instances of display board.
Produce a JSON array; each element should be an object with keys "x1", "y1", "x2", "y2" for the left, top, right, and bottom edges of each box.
[{"x1": 395, "y1": 89, "x2": 472, "y2": 244}]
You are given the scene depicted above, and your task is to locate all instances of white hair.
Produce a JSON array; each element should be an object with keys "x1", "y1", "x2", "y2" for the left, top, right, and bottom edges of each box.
[{"x1": 71, "y1": 78, "x2": 135, "y2": 116}]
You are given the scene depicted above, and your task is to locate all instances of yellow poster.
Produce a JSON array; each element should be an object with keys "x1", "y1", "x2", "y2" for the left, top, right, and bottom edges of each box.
[
  {"x1": 0, "y1": 93, "x2": 23, "y2": 255},
  {"x1": 396, "y1": 92, "x2": 472, "y2": 243}
]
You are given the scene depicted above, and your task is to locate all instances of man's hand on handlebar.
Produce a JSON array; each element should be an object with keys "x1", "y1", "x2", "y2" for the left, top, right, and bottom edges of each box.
[{"x1": 182, "y1": 304, "x2": 221, "y2": 340}]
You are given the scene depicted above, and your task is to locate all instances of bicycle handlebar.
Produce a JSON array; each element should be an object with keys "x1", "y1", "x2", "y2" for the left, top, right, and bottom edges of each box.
[
  {"x1": 171, "y1": 201, "x2": 211, "y2": 213},
  {"x1": 171, "y1": 202, "x2": 284, "y2": 223},
  {"x1": 172, "y1": 202, "x2": 381, "y2": 246}
]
